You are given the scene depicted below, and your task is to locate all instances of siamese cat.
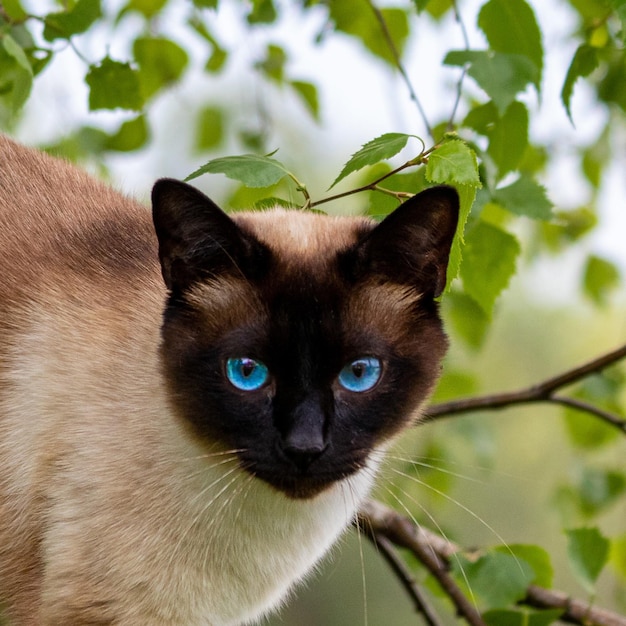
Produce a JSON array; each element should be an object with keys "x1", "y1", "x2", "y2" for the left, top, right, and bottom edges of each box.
[{"x1": 0, "y1": 135, "x2": 458, "y2": 625}]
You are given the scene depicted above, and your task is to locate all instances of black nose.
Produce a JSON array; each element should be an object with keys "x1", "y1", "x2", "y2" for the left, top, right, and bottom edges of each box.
[
  {"x1": 281, "y1": 426, "x2": 328, "y2": 471},
  {"x1": 283, "y1": 442, "x2": 327, "y2": 470}
]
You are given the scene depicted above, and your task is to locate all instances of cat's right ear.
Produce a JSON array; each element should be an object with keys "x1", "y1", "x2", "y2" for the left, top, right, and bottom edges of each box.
[
  {"x1": 351, "y1": 185, "x2": 459, "y2": 298},
  {"x1": 151, "y1": 178, "x2": 268, "y2": 292}
]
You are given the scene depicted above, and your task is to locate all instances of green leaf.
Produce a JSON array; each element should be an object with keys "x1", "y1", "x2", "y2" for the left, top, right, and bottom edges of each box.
[
  {"x1": 253, "y1": 197, "x2": 298, "y2": 210},
  {"x1": 412, "y1": 0, "x2": 431, "y2": 12},
  {"x1": 493, "y1": 176, "x2": 552, "y2": 220},
  {"x1": 561, "y1": 45, "x2": 600, "y2": 122},
  {"x1": 133, "y1": 37, "x2": 189, "y2": 100},
  {"x1": 193, "y1": 0, "x2": 218, "y2": 7},
  {"x1": 105, "y1": 115, "x2": 148, "y2": 152},
  {"x1": 494, "y1": 545, "x2": 554, "y2": 588},
  {"x1": 583, "y1": 254, "x2": 620, "y2": 305},
  {"x1": 330, "y1": 133, "x2": 412, "y2": 188},
  {"x1": 189, "y1": 18, "x2": 227, "y2": 73},
  {"x1": 289, "y1": 80, "x2": 320, "y2": 121},
  {"x1": 246, "y1": 0, "x2": 277, "y2": 24},
  {"x1": 452, "y1": 551, "x2": 534, "y2": 608},
  {"x1": 2, "y1": 0, "x2": 28, "y2": 21},
  {"x1": 464, "y1": 100, "x2": 498, "y2": 134},
  {"x1": 487, "y1": 101, "x2": 529, "y2": 179},
  {"x1": 0, "y1": 34, "x2": 33, "y2": 113},
  {"x1": 329, "y1": 2, "x2": 409, "y2": 67},
  {"x1": 577, "y1": 468, "x2": 626, "y2": 516},
  {"x1": 425, "y1": 139, "x2": 480, "y2": 186},
  {"x1": 255, "y1": 43, "x2": 287, "y2": 83},
  {"x1": 460, "y1": 221, "x2": 520, "y2": 316},
  {"x1": 185, "y1": 153, "x2": 293, "y2": 187},
  {"x1": 123, "y1": 0, "x2": 168, "y2": 17},
  {"x1": 565, "y1": 527, "x2": 610, "y2": 593},
  {"x1": 443, "y1": 290, "x2": 490, "y2": 349},
  {"x1": 563, "y1": 370, "x2": 624, "y2": 449},
  {"x1": 445, "y1": 50, "x2": 539, "y2": 114},
  {"x1": 563, "y1": 407, "x2": 620, "y2": 450},
  {"x1": 247, "y1": 0, "x2": 277, "y2": 24},
  {"x1": 196, "y1": 106, "x2": 224, "y2": 150},
  {"x1": 423, "y1": 0, "x2": 454, "y2": 19},
  {"x1": 86, "y1": 58, "x2": 143, "y2": 111},
  {"x1": 43, "y1": 0, "x2": 101, "y2": 41},
  {"x1": 608, "y1": 0, "x2": 626, "y2": 42},
  {"x1": 478, "y1": 0, "x2": 543, "y2": 88},
  {"x1": 611, "y1": 533, "x2": 626, "y2": 579},
  {"x1": 484, "y1": 609, "x2": 563, "y2": 626},
  {"x1": 445, "y1": 183, "x2": 476, "y2": 290}
]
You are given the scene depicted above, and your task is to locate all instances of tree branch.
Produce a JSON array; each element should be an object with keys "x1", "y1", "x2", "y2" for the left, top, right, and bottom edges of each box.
[
  {"x1": 358, "y1": 500, "x2": 486, "y2": 626},
  {"x1": 365, "y1": 531, "x2": 445, "y2": 626},
  {"x1": 359, "y1": 500, "x2": 626, "y2": 626},
  {"x1": 424, "y1": 344, "x2": 626, "y2": 434}
]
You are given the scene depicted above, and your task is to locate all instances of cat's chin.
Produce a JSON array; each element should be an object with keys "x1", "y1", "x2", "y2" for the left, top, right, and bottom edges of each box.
[{"x1": 243, "y1": 463, "x2": 363, "y2": 500}]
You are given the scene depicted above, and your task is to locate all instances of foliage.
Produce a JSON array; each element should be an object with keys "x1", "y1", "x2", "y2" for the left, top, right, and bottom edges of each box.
[{"x1": 1, "y1": 0, "x2": 625, "y2": 624}]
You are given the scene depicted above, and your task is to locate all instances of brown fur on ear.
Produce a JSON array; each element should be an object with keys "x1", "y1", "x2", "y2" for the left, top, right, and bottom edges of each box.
[
  {"x1": 151, "y1": 179, "x2": 270, "y2": 292},
  {"x1": 350, "y1": 186, "x2": 459, "y2": 297}
]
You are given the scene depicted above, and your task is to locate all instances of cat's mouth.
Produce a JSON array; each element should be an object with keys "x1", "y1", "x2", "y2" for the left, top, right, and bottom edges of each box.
[{"x1": 237, "y1": 450, "x2": 364, "y2": 499}]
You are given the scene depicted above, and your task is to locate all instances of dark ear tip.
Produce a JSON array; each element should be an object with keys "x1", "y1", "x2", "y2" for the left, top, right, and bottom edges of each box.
[
  {"x1": 421, "y1": 184, "x2": 460, "y2": 210},
  {"x1": 151, "y1": 178, "x2": 192, "y2": 206}
]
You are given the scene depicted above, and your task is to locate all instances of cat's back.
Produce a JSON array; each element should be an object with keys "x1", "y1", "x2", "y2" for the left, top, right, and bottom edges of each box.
[{"x1": 0, "y1": 135, "x2": 158, "y2": 304}]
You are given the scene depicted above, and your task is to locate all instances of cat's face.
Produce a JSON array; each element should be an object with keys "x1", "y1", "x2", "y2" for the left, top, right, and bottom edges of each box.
[{"x1": 152, "y1": 180, "x2": 458, "y2": 499}]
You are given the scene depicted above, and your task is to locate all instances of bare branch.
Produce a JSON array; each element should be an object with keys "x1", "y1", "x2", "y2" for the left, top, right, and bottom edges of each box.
[
  {"x1": 365, "y1": 530, "x2": 444, "y2": 626},
  {"x1": 359, "y1": 500, "x2": 626, "y2": 626},
  {"x1": 425, "y1": 344, "x2": 626, "y2": 434}
]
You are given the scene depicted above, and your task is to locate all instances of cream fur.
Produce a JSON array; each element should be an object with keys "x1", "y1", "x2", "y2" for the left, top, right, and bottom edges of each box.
[{"x1": 0, "y1": 136, "x2": 377, "y2": 625}]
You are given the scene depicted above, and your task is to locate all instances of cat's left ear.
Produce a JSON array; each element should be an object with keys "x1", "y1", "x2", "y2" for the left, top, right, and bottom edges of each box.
[
  {"x1": 152, "y1": 178, "x2": 268, "y2": 292},
  {"x1": 354, "y1": 186, "x2": 459, "y2": 298}
]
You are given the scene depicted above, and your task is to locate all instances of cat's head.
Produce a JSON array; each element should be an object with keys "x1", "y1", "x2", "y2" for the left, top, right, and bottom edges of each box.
[{"x1": 152, "y1": 179, "x2": 458, "y2": 499}]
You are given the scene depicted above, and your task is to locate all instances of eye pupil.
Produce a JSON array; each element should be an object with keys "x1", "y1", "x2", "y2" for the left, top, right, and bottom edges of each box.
[
  {"x1": 338, "y1": 357, "x2": 381, "y2": 393},
  {"x1": 226, "y1": 357, "x2": 269, "y2": 391},
  {"x1": 241, "y1": 360, "x2": 255, "y2": 377}
]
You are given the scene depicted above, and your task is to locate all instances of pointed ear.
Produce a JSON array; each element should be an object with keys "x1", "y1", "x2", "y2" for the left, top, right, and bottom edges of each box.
[
  {"x1": 354, "y1": 186, "x2": 459, "y2": 298},
  {"x1": 151, "y1": 178, "x2": 268, "y2": 292}
]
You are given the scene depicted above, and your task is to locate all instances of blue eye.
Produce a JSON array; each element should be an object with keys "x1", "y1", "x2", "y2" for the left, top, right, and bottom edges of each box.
[
  {"x1": 226, "y1": 357, "x2": 270, "y2": 391},
  {"x1": 337, "y1": 357, "x2": 382, "y2": 392}
]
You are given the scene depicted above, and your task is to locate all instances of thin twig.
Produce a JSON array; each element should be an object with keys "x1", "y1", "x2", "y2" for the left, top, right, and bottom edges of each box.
[
  {"x1": 367, "y1": 0, "x2": 434, "y2": 140},
  {"x1": 359, "y1": 501, "x2": 486, "y2": 626},
  {"x1": 550, "y1": 395, "x2": 626, "y2": 432},
  {"x1": 358, "y1": 520, "x2": 444, "y2": 626},
  {"x1": 425, "y1": 344, "x2": 626, "y2": 434},
  {"x1": 446, "y1": 1, "x2": 471, "y2": 132},
  {"x1": 359, "y1": 500, "x2": 626, "y2": 626},
  {"x1": 309, "y1": 158, "x2": 424, "y2": 208}
]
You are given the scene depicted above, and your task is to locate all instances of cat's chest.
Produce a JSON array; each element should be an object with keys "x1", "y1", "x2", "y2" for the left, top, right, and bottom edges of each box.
[{"x1": 142, "y1": 454, "x2": 376, "y2": 624}]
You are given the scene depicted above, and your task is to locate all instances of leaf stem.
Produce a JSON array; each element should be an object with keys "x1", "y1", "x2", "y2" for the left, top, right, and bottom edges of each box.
[
  {"x1": 310, "y1": 154, "x2": 429, "y2": 208},
  {"x1": 288, "y1": 172, "x2": 311, "y2": 209}
]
